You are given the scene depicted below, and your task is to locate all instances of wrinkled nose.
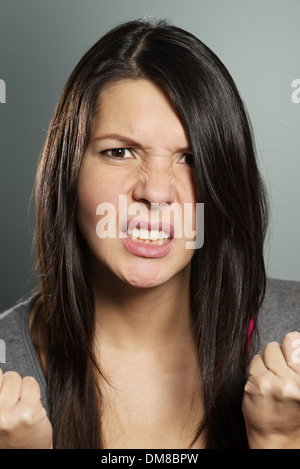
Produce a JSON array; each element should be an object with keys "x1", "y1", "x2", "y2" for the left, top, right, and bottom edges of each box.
[{"x1": 132, "y1": 167, "x2": 176, "y2": 208}]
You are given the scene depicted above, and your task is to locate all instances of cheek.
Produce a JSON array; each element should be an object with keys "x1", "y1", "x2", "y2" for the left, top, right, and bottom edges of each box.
[
  {"x1": 76, "y1": 188, "x2": 97, "y2": 242},
  {"x1": 178, "y1": 179, "x2": 198, "y2": 231},
  {"x1": 76, "y1": 168, "x2": 102, "y2": 240},
  {"x1": 76, "y1": 168, "x2": 121, "y2": 244}
]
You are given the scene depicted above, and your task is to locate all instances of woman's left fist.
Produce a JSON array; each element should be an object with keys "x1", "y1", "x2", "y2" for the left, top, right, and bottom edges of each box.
[{"x1": 242, "y1": 331, "x2": 300, "y2": 448}]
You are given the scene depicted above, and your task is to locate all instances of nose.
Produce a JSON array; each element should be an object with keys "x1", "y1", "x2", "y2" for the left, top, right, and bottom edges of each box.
[{"x1": 132, "y1": 166, "x2": 175, "y2": 208}]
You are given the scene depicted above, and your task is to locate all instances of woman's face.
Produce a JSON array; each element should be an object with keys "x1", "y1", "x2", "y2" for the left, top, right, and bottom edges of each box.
[{"x1": 77, "y1": 79, "x2": 198, "y2": 288}]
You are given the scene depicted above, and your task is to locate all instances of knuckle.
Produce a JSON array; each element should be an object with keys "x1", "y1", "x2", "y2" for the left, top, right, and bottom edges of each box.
[
  {"x1": 0, "y1": 405, "x2": 35, "y2": 431},
  {"x1": 245, "y1": 373, "x2": 273, "y2": 397},
  {"x1": 256, "y1": 374, "x2": 274, "y2": 396},
  {"x1": 0, "y1": 411, "x2": 13, "y2": 432},
  {"x1": 278, "y1": 378, "x2": 300, "y2": 400},
  {"x1": 18, "y1": 406, "x2": 34, "y2": 425}
]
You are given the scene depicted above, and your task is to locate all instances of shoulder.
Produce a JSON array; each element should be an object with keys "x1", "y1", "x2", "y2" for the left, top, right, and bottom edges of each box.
[
  {"x1": 257, "y1": 278, "x2": 300, "y2": 353},
  {"x1": 0, "y1": 297, "x2": 36, "y2": 371},
  {"x1": 0, "y1": 297, "x2": 31, "y2": 349}
]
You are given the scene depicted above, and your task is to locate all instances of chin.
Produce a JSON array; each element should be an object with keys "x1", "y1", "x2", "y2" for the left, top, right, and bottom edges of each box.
[
  {"x1": 120, "y1": 267, "x2": 171, "y2": 289},
  {"x1": 124, "y1": 275, "x2": 169, "y2": 289}
]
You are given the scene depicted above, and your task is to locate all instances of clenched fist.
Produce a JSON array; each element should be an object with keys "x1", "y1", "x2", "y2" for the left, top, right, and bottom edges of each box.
[
  {"x1": 243, "y1": 331, "x2": 300, "y2": 448},
  {"x1": 0, "y1": 369, "x2": 53, "y2": 449}
]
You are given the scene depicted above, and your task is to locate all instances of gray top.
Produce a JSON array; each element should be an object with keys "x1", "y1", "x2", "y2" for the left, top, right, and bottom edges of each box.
[
  {"x1": 0, "y1": 278, "x2": 299, "y2": 420},
  {"x1": 256, "y1": 277, "x2": 300, "y2": 353},
  {"x1": 0, "y1": 297, "x2": 48, "y2": 414}
]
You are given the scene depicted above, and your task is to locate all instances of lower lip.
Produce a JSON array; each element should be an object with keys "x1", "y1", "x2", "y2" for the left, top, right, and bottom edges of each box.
[{"x1": 122, "y1": 235, "x2": 174, "y2": 258}]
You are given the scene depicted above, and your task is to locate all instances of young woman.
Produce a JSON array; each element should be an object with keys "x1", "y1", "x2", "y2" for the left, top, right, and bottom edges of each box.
[{"x1": 0, "y1": 18, "x2": 299, "y2": 449}]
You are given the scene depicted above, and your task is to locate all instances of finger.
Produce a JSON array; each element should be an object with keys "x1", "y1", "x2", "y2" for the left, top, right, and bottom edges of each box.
[
  {"x1": 19, "y1": 376, "x2": 42, "y2": 406},
  {"x1": 281, "y1": 331, "x2": 300, "y2": 373},
  {"x1": 0, "y1": 371, "x2": 22, "y2": 409},
  {"x1": 248, "y1": 353, "x2": 268, "y2": 378},
  {"x1": 262, "y1": 341, "x2": 288, "y2": 377},
  {"x1": 0, "y1": 368, "x2": 3, "y2": 390}
]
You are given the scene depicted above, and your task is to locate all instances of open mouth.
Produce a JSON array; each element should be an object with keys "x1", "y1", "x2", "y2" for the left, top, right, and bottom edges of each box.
[
  {"x1": 121, "y1": 221, "x2": 174, "y2": 258},
  {"x1": 127, "y1": 227, "x2": 171, "y2": 245}
]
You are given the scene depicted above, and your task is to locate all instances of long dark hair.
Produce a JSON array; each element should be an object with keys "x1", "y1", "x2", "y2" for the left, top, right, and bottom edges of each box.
[{"x1": 32, "y1": 18, "x2": 269, "y2": 448}]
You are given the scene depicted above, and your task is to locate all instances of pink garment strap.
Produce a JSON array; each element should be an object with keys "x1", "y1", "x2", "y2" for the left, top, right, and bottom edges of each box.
[{"x1": 248, "y1": 318, "x2": 254, "y2": 351}]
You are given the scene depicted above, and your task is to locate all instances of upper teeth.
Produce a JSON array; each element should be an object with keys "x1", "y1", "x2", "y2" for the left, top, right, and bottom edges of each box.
[{"x1": 127, "y1": 228, "x2": 170, "y2": 240}]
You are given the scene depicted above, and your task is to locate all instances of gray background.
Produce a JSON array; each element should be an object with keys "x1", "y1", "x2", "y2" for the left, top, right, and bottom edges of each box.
[{"x1": 0, "y1": 0, "x2": 299, "y2": 311}]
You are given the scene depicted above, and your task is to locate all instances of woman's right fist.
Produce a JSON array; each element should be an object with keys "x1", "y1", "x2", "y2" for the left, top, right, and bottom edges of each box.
[{"x1": 0, "y1": 369, "x2": 53, "y2": 449}]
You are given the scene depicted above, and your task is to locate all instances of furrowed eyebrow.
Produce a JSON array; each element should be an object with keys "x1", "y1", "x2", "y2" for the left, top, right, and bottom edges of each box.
[
  {"x1": 93, "y1": 133, "x2": 192, "y2": 154},
  {"x1": 93, "y1": 134, "x2": 142, "y2": 148}
]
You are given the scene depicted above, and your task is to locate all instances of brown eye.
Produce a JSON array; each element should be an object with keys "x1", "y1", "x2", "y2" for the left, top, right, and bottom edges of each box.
[
  {"x1": 111, "y1": 148, "x2": 127, "y2": 158},
  {"x1": 101, "y1": 148, "x2": 133, "y2": 159},
  {"x1": 179, "y1": 153, "x2": 194, "y2": 166}
]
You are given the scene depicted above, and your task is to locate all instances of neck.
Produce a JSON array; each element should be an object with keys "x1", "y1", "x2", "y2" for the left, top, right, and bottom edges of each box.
[
  {"x1": 92, "y1": 262, "x2": 193, "y2": 354},
  {"x1": 90, "y1": 261, "x2": 203, "y2": 449}
]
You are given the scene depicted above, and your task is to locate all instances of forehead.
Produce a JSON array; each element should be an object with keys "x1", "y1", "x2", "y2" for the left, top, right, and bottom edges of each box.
[{"x1": 91, "y1": 79, "x2": 189, "y2": 151}]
